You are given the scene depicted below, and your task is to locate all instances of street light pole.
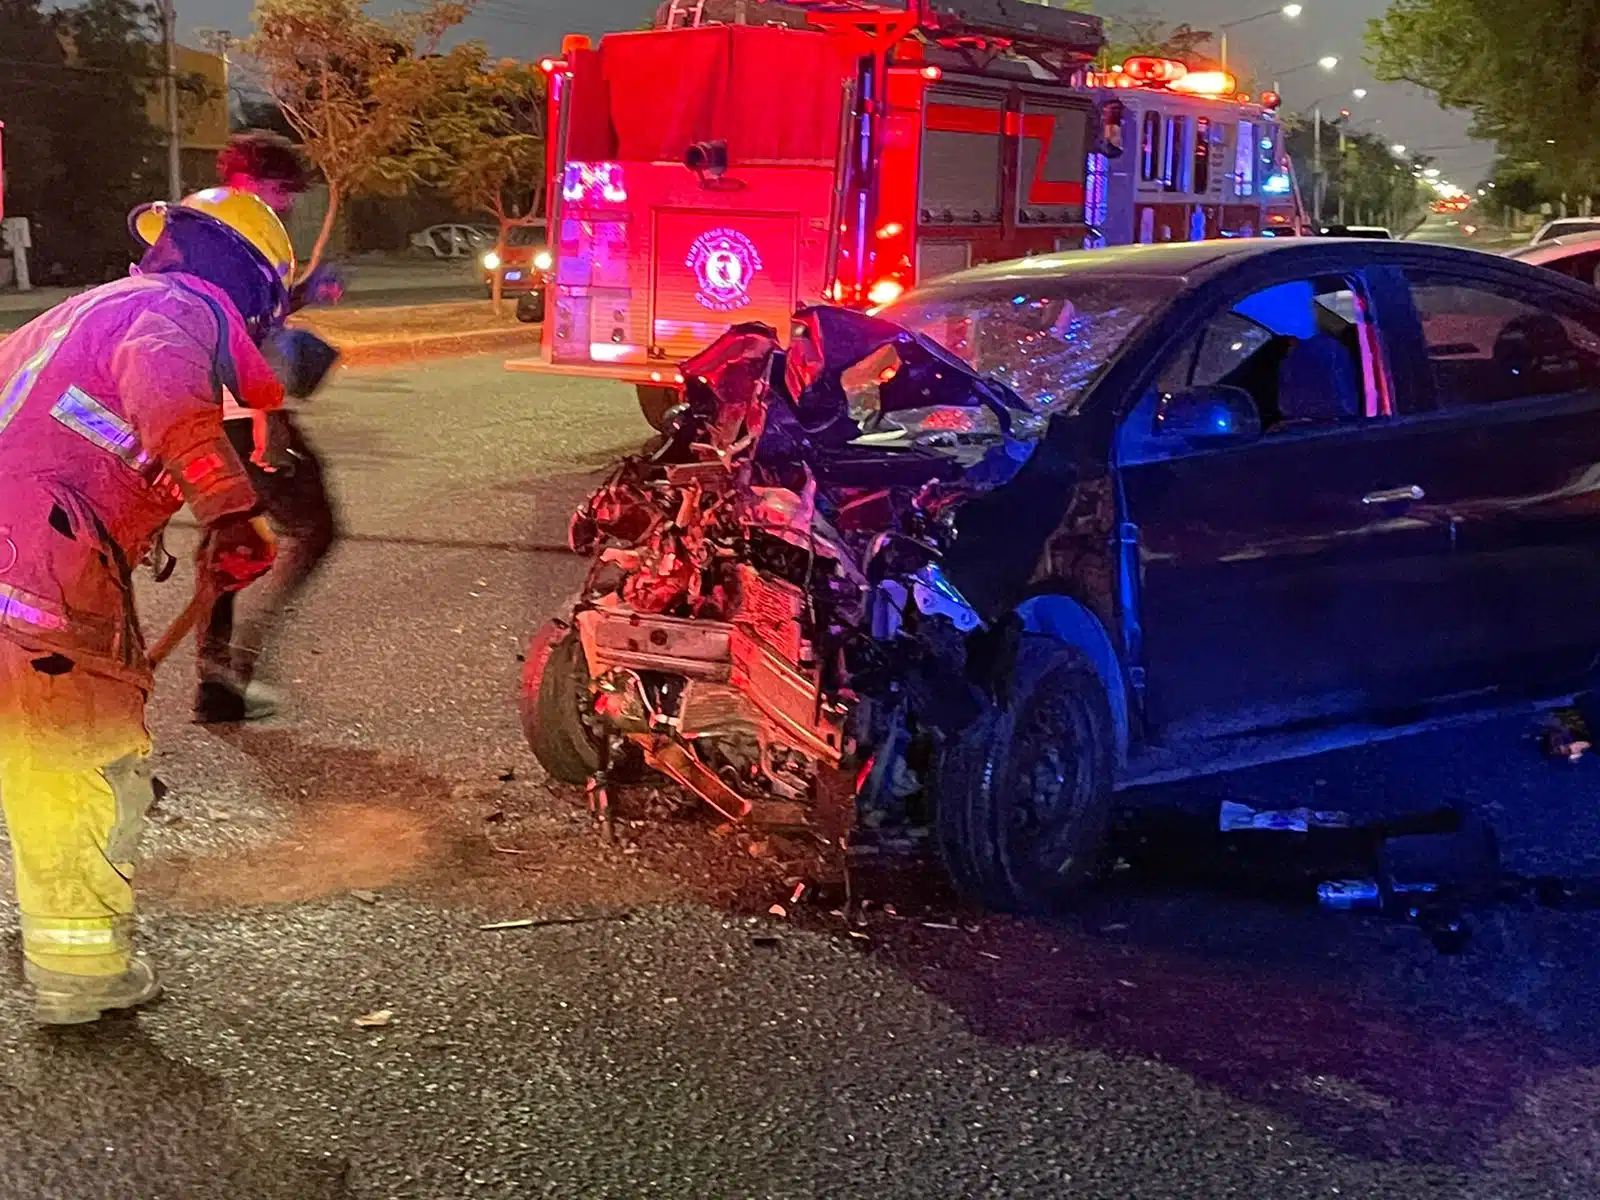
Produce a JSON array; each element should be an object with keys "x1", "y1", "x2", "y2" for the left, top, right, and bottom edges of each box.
[
  {"x1": 1219, "y1": 5, "x2": 1304, "y2": 73},
  {"x1": 160, "y1": 0, "x2": 182, "y2": 201},
  {"x1": 1313, "y1": 105, "x2": 1322, "y2": 224}
]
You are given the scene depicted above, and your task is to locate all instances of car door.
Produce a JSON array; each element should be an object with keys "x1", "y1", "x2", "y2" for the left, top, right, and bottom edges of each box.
[
  {"x1": 1387, "y1": 265, "x2": 1600, "y2": 696},
  {"x1": 1116, "y1": 265, "x2": 1461, "y2": 741}
]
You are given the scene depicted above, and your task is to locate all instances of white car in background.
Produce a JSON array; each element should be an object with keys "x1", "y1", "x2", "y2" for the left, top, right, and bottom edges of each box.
[
  {"x1": 1505, "y1": 231, "x2": 1600, "y2": 287},
  {"x1": 409, "y1": 224, "x2": 494, "y2": 259},
  {"x1": 1529, "y1": 218, "x2": 1600, "y2": 246}
]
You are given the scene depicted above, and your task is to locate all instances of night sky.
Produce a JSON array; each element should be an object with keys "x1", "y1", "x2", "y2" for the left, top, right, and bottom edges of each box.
[{"x1": 182, "y1": 0, "x2": 1491, "y2": 186}]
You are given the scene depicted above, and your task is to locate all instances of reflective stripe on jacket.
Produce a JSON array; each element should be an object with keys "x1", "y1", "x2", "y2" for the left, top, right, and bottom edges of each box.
[{"x1": 0, "y1": 272, "x2": 284, "y2": 690}]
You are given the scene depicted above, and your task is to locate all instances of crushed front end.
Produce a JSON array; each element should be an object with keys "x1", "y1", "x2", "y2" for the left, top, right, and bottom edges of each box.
[{"x1": 523, "y1": 307, "x2": 1036, "y2": 843}]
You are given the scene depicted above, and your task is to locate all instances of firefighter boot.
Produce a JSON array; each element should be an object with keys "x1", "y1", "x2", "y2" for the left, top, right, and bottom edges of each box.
[
  {"x1": 26, "y1": 957, "x2": 163, "y2": 1025},
  {"x1": 193, "y1": 677, "x2": 280, "y2": 723}
]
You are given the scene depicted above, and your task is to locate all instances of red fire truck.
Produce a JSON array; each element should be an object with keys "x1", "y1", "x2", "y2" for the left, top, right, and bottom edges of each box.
[{"x1": 510, "y1": 0, "x2": 1292, "y2": 426}]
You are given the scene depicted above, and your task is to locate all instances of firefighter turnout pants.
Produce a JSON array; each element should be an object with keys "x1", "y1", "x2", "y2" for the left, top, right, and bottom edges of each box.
[{"x1": 0, "y1": 637, "x2": 154, "y2": 978}]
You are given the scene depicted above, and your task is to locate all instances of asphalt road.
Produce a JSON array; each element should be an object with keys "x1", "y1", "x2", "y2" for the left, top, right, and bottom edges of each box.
[{"x1": 1, "y1": 356, "x2": 1597, "y2": 1199}]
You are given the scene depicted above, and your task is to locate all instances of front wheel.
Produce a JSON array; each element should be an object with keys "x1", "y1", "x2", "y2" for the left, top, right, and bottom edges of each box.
[
  {"x1": 520, "y1": 622, "x2": 603, "y2": 784},
  {"x1": 636, "y1": 384, "x2": 681, "y2": 431},
  {"x1": 935, "y1": 635, "x2": 1115, "y2": 914}
]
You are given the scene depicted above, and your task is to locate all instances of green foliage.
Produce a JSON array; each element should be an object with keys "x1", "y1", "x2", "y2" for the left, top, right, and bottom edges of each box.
[
  {"x1": 246, "y1": 0, "x2": 474, "y2": 270},
  {"x1": 403, "y1": 51, "x2": 544, "y2": 225},
  {"x1": 1103, "y1": 17, "x2": 1215, "y2": 67},
  {"x1": 1367, "y1": 0, "x2": 1600, "y2": 197},
  {"x1": 1284, "y1": 112, "x2": 1432, "y2": 230},
  {"x1": 399, "y1": 49, "x2": 544, "y2": 310},
  {"x1": 0, "y1": 0, "x2": 168, "y2": 283}
]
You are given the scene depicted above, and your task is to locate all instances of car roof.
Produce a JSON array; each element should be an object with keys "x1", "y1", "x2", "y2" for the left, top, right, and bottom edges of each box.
[{"x1": 922, "y1": 237, "x2": 1514, "y2": 291}]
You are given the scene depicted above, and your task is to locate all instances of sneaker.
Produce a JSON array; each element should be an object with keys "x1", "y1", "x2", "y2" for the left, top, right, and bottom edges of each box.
[
  {"x1": 193, "y1": 679, "x2": 280, "y2": 724},
  {"x1": 28, "y1": 956, "x2": 163, "y2": 1025}
]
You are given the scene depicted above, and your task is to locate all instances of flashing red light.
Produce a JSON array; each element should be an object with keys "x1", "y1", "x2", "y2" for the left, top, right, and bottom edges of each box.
[
  {"x1": 920, "y1": 65, "x2": 942, "y2": 81},
  {"x1": 1260, "y1": 90, "x2": 1282, "y2": 110},
  {"x1": 1170, "y1": 69, "x2": 1237, "y2": 97},
  {"x1": 1121, "y1": 56, "x2": 1188, "y2": 85}
]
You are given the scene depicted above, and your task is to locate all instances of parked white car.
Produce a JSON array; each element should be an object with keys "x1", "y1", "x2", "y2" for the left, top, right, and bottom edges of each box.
[
  {"x1": 409, "y1": 224, "x2": 494, "y2": 259},
  {"x1": 1528, "y1": 218, "x2": 1600, "y2": 246}
]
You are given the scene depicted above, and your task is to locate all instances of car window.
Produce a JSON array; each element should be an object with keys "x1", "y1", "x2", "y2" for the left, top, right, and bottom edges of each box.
[
  {"x1": 1548, "y1": 249, "x2": 1600, "y2": 287},
  {"x1": 1121, "y1": 274, "x2": 1383, "y2": 464},
  {"x1": 1403, "y1": 271, "x2": 1600, "y2": 411}
]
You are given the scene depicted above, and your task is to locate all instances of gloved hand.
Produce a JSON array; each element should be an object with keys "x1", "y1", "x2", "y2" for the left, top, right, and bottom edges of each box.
[
  {"x1": 289, "y1": 264, "x2": 345, "y2": 311},
  {"x1": 201, "y1": 513, "x2": 277, "y2": 593}
]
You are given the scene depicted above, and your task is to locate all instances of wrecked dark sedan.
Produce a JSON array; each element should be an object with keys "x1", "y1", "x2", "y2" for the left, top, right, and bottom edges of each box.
[{"x1": 521, "y1": 238, "x2": 1600, "y2": 914}]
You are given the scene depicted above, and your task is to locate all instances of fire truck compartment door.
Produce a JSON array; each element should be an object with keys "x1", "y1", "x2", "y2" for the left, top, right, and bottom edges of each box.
[{"x1": 652, "y1": 211, "x2": 799, "y2": 364}]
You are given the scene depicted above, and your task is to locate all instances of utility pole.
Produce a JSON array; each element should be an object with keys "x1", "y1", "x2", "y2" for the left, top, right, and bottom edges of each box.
[
  {"x1": 160, "y1": 0, "x2": 182, "y2": 201},
  {"x1": 1312, "y1": 105, "x2": 1322, "y2": 225},
  {"x1": 1337, "y1": 123, "x2": 1348, "y2": 224}
]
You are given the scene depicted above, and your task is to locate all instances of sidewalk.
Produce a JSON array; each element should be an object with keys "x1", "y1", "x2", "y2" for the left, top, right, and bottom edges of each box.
[
  {"x1": 0, "y1": 256, "x2": 482, "y2": 331},
  {"x1": 0, "y1": 295, "x2": 538, "y2": 365}
]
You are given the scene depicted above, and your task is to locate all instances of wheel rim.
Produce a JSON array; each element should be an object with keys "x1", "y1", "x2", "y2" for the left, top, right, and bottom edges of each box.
[{"x1": 1006, "y1": 684, "x2": 1096, "y2": 883}]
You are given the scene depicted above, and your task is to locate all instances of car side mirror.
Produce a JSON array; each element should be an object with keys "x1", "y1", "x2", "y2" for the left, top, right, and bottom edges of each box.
[{"x1": 1154, "y1": 384, "x2": 1261, "y2": 446}]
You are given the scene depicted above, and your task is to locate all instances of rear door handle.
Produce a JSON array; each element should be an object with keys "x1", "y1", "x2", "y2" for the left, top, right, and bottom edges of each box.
[{"x1": 1362, "y1": 485, "x2": 1425, "y2": 505}]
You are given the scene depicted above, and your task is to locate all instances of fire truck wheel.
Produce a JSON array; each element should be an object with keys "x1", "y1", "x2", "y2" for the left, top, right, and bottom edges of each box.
[
  {"x1": 520, "y1": 621, "x2": 603, "y2": 785},
  {"x1": 636, "y1": 385, "x2": 681, "y2": 431},
  {"x1": 515, "y1": 291, "x2": 544, "y2": 323},
  {"x1": 935, "y1": 636, "x2": 1114, "y2": 914}
]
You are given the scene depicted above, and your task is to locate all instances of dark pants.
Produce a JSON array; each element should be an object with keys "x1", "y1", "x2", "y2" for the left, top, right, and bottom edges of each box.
[{"x1": 198, "y1": 414, "x2": 338, "y2": 689}]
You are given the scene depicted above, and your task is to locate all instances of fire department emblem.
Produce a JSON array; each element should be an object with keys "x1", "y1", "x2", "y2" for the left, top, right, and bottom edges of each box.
[{"x1": 686, "y1": 229, "x2": 762, "y2": 312}]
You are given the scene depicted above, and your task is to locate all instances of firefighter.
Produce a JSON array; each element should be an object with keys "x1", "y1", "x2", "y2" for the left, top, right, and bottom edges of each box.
[
  {"x1": 151, "y1": 136, "x2": 343, "y2": 723},
  {"x1": 0, "y1": 192, "x2": 288, "y2": 1023}
]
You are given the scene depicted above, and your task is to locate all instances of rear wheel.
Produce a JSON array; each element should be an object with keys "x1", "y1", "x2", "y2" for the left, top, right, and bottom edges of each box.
[
  {"x1": 520, "y1": 622, "x2": 602, "y2": 784},
  {"x1": 636, "y1": 385, "x2": 681, "y2": 431},
  {"x1": 935, "y1": 635, "x2": 1115, "y2": 914}
]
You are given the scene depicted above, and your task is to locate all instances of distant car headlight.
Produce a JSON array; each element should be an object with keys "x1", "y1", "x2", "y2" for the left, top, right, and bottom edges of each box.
[
  {"x1": 533, "y1": 249, "x2": 553, "y2": 272},
  {"x1": 482, "y1": 251, "x2": 501, "y2": 271}
]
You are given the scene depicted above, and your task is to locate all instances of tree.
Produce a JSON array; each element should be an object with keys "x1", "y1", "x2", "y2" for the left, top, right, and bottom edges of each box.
[
  {"x1": 1367, "y1": 0, "x2": 1600, "y2": 204},
  {"x1": 246, "y1": 0, "x2": 471, "y2": 273},
  {"x1": 1, "y1": 0, "x2": 169, "y2": 283},
  {"x1": 1103, "y1": 16, "x2": 1216, "y2": 67},
  {"x1": 403, "y1": 50, "x2": 545, "y2": 312}
]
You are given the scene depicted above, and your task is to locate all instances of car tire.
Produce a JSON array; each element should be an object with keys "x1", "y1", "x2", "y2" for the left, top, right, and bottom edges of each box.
[
  {"x1": 520, "y1": 622, "x2": 602, "y2": 785},
  {"x1": 935, "y1": 635, "x2": 1115, "y2": 914},
  {"x1": 516, "y1": 291, "x2": 544, "y2": 324},
  {"x1": 636, "y1": 385, "x2": 681, "y2": 431}
]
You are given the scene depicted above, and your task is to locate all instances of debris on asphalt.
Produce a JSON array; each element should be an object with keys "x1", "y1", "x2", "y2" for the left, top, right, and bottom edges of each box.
[
  {"x1": 353, "y1": 1009, "x2": 394, "y2": 1028},
  {"x1": 1317, "y1": 879, "x2": 1384, "y2": 911},
  {"x1": 788, "y1": 881, "x2": 808, "y2": 906},
  {"x1": 751, "y1": 934, "x2": 782, "y2": 948},
  {"x1": 350, "y1": 890, "x2": 381, "y2": 905},
  {"x1": 1218, "y1": 800, "x2": 1351, "y2": 833},
  {"x1": 921, "y1": 921, "x2": 961, "y2": 931},
  {"x1": 1539, "y1": 707, "x2": 1591, "y2": 762},
  {"x1": 979, "y1": 951, "x2": 1001, "y2": 961},
  {"x1": 498, "y1": 769, "x2": 517, "y2": 782},
  {"x1": 477, "y1": 910, "x2": 633, "y2": 931},
  {"x1": 767, "y1": 903, "x2": 788, "y2": 918}
]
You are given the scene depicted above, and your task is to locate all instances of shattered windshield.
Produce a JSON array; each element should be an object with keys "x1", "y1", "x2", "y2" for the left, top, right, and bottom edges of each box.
[{"x1": 876, "y1": 275, "x2": 1174, "y2": 438}]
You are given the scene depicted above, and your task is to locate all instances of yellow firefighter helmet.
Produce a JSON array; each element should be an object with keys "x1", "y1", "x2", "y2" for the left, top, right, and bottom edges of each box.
[{"x1": 131, "y1": 187, "x2": 296, "y2": 290}]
